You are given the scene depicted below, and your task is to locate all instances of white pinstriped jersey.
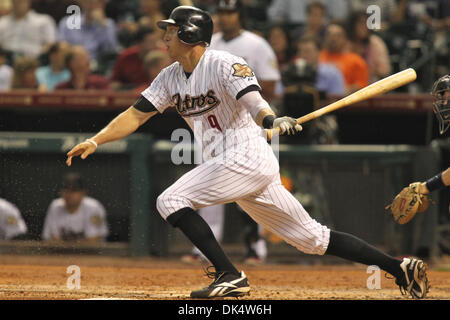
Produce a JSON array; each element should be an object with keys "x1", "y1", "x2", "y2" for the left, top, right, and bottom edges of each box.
[
  {"x1": 152, "y1": 50, "x2": 331, "y2": 256},
  {"x1": 141, "y1": 50, "x2": 265, "y2": 159}
]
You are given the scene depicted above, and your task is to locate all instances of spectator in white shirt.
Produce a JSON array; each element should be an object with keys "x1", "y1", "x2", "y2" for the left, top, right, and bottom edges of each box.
[
  {"x1": 0, "y1": 0, "x2": 57, "y2": 59},
  {"x1": 268, "y1": 0, "x2": 348, "y2": 25}
]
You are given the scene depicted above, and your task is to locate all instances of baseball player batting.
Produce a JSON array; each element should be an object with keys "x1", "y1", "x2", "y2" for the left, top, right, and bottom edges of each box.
[{"x1": 66, "y1": 6, "x2": 429, "y2": 299}]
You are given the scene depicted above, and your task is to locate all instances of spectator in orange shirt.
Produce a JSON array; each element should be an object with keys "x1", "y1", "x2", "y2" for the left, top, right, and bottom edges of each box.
[{"x1": 319, "y1": 22, "x2": 369, "y2": 93}]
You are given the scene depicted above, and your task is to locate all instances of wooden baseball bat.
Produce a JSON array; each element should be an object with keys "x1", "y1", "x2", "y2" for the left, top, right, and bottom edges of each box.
[{"x1": 266, "y1": 68, "x2": 417, "y2": 141}]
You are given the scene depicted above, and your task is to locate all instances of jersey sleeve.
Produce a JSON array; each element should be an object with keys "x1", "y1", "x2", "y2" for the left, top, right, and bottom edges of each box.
[
  {"x1": 140, "y1": 68, "x2": 172, "y2": 113},
  {"x1": 84, "y1": 201, "x2": 108, "y2": 240},
  {"x1": 132, "y1": 95, "x2": 158, "y2": 113},
  {"x1": 221, "y1": 56, "x2": 261, "y2": 100}
]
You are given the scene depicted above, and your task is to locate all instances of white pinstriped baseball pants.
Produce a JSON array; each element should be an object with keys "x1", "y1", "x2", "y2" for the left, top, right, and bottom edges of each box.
[{"x1": 156, "y1": 137, "x2": 330, "y2": 255}]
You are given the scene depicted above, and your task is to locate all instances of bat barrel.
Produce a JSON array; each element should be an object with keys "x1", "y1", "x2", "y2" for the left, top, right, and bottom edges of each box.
[
  {"x1": 342, "y1": 68, "x2": 417, "y2": 106},
  {"x1": 266, "y1": 68, "x2": 417, "y2": 141}
]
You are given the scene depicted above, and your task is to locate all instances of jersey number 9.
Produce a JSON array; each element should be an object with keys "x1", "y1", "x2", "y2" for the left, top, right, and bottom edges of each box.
[{"x1": 207, "y1": 114, "x2": 222, "y2": 132}]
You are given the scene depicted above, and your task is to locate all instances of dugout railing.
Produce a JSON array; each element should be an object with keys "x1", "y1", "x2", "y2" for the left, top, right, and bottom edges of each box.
[{"x1": 0, "y1": 132, "x2": 444, "y2": 259}]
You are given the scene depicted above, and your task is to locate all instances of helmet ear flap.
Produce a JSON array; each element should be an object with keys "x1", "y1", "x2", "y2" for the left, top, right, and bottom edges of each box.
[{"x1": 178, "y1": 23, "x2": 200, "y2": 44}]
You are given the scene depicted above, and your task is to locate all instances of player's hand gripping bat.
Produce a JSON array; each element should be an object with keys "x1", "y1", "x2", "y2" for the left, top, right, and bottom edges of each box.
[{"x1": 266, "y1": 68, "x2": 417, "y2": 141}]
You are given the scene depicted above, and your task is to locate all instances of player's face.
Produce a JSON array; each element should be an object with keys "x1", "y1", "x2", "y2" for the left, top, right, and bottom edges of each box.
[
  {"x1": 434, "y1": 91, "x2": 450, "y2": 107},
  {"x1": 217, "y1": 10, "x2": 241, "y2": 33},
  {"x1": 61, "y1": 190, "x2": 85, "y2": 212},
  {"x1": 163, "y1": 25, "x2": 186, "y2": 59}
]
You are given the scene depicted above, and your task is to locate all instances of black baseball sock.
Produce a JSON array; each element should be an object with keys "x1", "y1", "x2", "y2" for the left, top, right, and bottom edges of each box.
[
  {"x1": 167, "y1": 207, "x2": 239, "y2": 276},
  {"x1": 325, "y1": 230, "x2": 403, "y2": 279}
]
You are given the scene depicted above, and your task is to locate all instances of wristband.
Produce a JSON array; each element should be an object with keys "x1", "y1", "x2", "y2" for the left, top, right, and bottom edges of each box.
[
  {"x1": 425, "y1": 172, "x2": 445, "y2": 192},
  {"x1": 85, "y1": 139, "x2": 98, "y2": 148},
  {"x1": 262, "y1": 115, "x2": 275, "y2": 129}
]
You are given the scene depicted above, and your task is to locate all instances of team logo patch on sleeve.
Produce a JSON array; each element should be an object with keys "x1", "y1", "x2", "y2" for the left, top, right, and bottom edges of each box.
[
  {"x1": 5, "y1": 216, "x2": 18, "y2": 225},
  {"x1": 232, "y1": 63, "x2": 254, "y2": 78},
  {"x1": 90, "y1": 214, "x2": 103, "y2": 227}
]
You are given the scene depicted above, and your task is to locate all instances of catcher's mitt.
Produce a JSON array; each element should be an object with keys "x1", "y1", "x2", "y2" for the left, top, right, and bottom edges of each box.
[{"x1": 385, "y1": 182, "x2": 430, "y2": 224}]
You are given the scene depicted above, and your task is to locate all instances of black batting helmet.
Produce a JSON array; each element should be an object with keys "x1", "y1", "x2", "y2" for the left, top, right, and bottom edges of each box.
[
  {"x1": 157, "y1": 6, "x2": 213, "y2": 46},
  {"x1": 431, "y1": 74, "x2": 450, "y2": 134},
  {"x1": 217, "y1": 0, "x2": 245, "y2": 27},
  {"x1": 217, "y1": 0, "x2": 243, "y2": 12}
]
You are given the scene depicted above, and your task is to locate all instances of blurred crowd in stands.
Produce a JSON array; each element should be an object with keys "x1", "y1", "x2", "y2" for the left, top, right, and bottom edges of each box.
[{"x1": 0, "y1": 0, "x2": 447, "y2": 96}]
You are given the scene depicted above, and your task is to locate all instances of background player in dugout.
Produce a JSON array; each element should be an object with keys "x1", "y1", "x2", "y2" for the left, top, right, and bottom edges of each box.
[
  {"x1": 65, "y1": 6, "x2": 429, "y2": 299},
  {"x1": 42, "y1": 173, "x2": 109, "y2": 242},
  {"x1": 0, "y1": 197, "x2": 27, "y2": 240}
]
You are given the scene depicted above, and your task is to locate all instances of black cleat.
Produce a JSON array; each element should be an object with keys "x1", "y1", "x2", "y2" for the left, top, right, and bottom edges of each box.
[
  {"x1": 190, "y1": 268, "x2": 250, "y2": 298},
  {"x1": 395, "y1": 258, "x2": 430, "y2": 299}
]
